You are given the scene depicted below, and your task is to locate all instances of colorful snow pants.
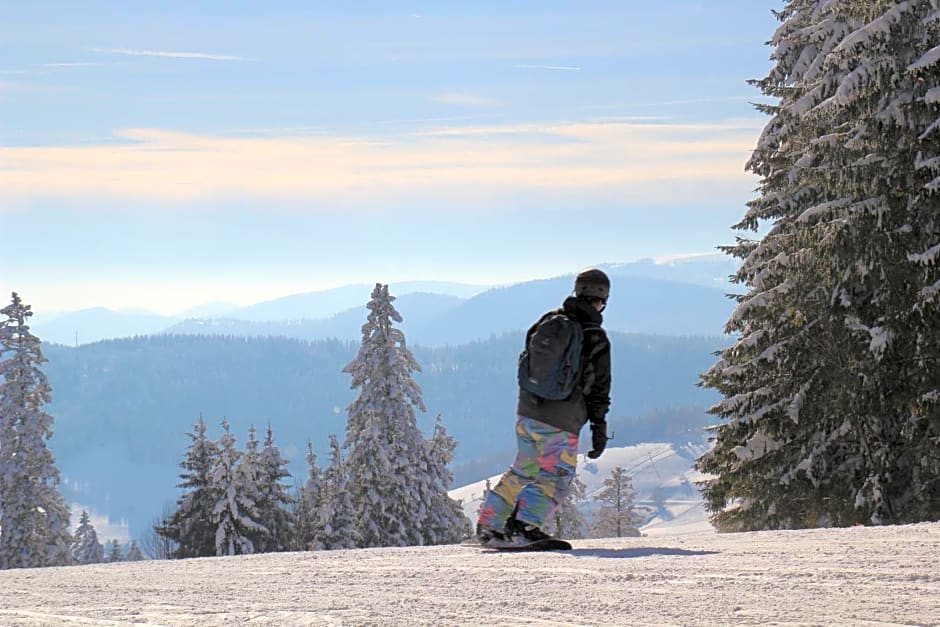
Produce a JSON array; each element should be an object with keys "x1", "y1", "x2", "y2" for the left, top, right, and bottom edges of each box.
[{"x1": 477, "y1": 415, "x2": 579, "y2": 532}]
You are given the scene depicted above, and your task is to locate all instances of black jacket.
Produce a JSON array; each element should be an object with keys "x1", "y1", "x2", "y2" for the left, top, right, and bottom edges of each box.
[{"x1": 516, "y1": 296, "x2": 612, "y2": 435}]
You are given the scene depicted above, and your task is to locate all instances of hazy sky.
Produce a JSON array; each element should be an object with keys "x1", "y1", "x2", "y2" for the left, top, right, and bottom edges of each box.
[{"x1": 1, "y1": 1, "x2": 778, "y2": 314}]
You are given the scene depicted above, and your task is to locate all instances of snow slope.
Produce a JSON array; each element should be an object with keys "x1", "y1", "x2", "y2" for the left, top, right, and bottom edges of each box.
[
  {"x1": 1, "y1": 523, "x2": 938, "y2": 625},
  {"x1": 449, "y1": 441, "x2": 713, "y2": 535}
]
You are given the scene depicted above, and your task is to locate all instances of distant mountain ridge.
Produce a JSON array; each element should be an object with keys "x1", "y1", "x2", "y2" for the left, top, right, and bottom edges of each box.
[
  {"x1": 223, "y1": 280, "x2": 491, "y2": 322},
  {"x1": 166, "y1": 292, "x2": 467, "y2": 344},
  {"x1": 602, "y1": 254, "x2": 739, "y2": 290},
  {"x1": 31, "y1": 308, "x2": 172, "y2": 348},
  {"x1": 164, "y1": 273, "x2": 733, "y2": 344},
  {"x1": 30, "y1": 256, "x2": 740, "y2": 346}
]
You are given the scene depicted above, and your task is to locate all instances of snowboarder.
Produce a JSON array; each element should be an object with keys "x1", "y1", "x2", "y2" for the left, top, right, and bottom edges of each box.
[{"x1": 476, "y1": 268, "x2": 612, "y2": 548}]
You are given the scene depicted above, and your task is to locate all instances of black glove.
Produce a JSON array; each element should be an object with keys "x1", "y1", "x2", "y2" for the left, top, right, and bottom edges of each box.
[{"x1": 587, "y1": 422, "x2": 609, "y2": 459}]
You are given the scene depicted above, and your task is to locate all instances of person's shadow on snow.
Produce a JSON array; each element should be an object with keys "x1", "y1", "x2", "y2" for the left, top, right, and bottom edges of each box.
[{"x1": 566, "y1": 547, "x2": 718, "y2": 559}]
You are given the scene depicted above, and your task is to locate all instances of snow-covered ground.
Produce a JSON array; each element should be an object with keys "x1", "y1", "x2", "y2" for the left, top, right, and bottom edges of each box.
[
  {"x1": 1, "y1": 522, "x2": 938, "y2": 626},
  {"x1": 3, "y1": 445, "x2": 937, "y2": 625},
  {"x1": 450, "y1": 441, "x2": 714, "y2": 535}
]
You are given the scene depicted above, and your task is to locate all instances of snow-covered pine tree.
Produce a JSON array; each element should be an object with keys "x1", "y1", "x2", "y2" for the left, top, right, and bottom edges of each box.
[
  {"x1": 421, "y1": 415, "x2": 471, "y2": 544},
  {"x1": 239, "y1": 425, "x2": 268, "y2": 551},
  {"x1": 211, "y1": 419, "x2": 266, "y2": 556},
  {"x1": 697, "y1": 0, "x2": 864, "y2": 532},
  {"x1": 69, "y1": 510, "x2": 104, "y2": 565},
  {"x1": 156, "y1": 415, "x2": 220, "y2": 558},
  {"x1": 545, "y1": 475, "x2": 590, "y2": 540},
  {"x1": 592, "y1": 467, "x2": 642, "y2": 538},
  {"x1": 0, "y1": 292, "x2": 72, "y2": 569},
  {"x1": 125, "y1": 540, "x2": 145, "y2": 561},
  {"x1": 293, "y1": 441, "x2": 321, "y2": 550},
  {"x1": 819, "y1": 0, "x2": 940, "y2": 524},
  {"x1": 698, "y1": 1, "x2": 940, "y2": 530},
  {"x1": 905, "y1": 5, "x2": 940, "y2": 521},
  {"x1": 107, "y1": 539, "x2": 123, "y2": 562},
  {"x1": 341, "y1": 284, "x2": 432, "y2": 547},
  {"x1": 797, "y1": 0, "x2": 940, "y2": 525},
  {"x1": 313, "y1": 434, "x2": 358, "y2": 550},
  {"x1": 255, "y1": 423, "x2": 295, "y2": 552}
]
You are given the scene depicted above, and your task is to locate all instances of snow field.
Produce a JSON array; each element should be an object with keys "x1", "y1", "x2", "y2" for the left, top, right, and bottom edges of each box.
[{"x1": 1, "y1": 522, "x2": 938, "y2": 626}]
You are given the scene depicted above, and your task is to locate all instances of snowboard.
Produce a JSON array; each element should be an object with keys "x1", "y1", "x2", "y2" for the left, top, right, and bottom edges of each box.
[{"x1": 480, "y1": 537, "x2": 572, "y2": 552}]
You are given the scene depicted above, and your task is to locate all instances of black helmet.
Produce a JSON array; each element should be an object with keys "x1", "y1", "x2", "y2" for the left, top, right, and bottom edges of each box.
[{"x1": 574, "y1": 268, "x2": 610, "y2": 301}]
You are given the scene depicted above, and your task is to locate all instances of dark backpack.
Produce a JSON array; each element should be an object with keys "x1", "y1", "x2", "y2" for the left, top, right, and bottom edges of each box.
[{"x1": 517, "y1": 312, "x2": 584, "y2": 400}]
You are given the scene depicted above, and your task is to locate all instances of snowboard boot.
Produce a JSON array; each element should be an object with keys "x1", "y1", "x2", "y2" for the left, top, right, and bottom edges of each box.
[
  {"x1": 506, "y1": 518, "x2": 553, "y2": 545},
  {"x1": 475, "y1": 523, "x2": 509, "y2": 546}
]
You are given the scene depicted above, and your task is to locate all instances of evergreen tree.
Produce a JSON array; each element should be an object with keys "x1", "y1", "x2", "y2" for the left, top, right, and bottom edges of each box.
[
  {"x1": 125, "y1": 540, "x2": 145, "y2": 561},
  {"x1": 255, "y1": 423, "x2": 295, "y2": 552},
  {"x1": 107, "y1": 539, "x2": 123, "y2": 562},
  {"x1": 593, "y1": 467, "x2": 642, "y2": 538},
  {"x1": 293, "y1": 441, "x2": 321, "y2": 551},
  {"x1": 698, "y1": 1, "x2": 940, "y2": 530},
  {"x1": 546, "y1": 475, "x2": 590, "y2": 540},
  {"x1": 313, "y1": 434, "x2": 358, "y2": 550},
  {"x1": 906, "y1": 6, "x2": 940, "y2": 523},
  {"x1": 0, "y1": 292, "x2": 72, "y2": 569},
  {"x1": 156, "y1": 416, "x2": 220, "y2": 558},
  {"x1": 69, "y1": 510, "x2": 104, "y2": 565},
  {"x1": 421, "y1": 415, "x2": 471, "y2": 544},
  {"x1": 697, "y1": 0, "x2": 862, "y2": 532},
  {"x1": 806, "y1": 0, "x2": 940, "y2": 525},
  {"x1": 244, "y1": 424, "x2": 261, "y2": 470},
  {"x1": 341, "y1": 284, "x2": 432, "y2": 547},
  {"x1": 239, "y1": 425, "x2": 268, "y2": 551},
  {"x1": 211, "y1": 419, "x2": 266, "y2": 556}
]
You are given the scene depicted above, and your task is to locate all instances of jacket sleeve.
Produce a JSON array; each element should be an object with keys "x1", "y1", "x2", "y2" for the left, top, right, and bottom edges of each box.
[{"x1": 583, "y1": 327, "x2": 611, "y2": 423}]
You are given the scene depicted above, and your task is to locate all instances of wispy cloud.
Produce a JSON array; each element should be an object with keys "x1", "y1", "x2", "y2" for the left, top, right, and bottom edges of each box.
[
  {"x1": 0, "y1": 63, "x2": 101, "y2": 78},
  {"x1": 92, "y1": 48, "x2": 249, "y2": 61},
  {"x1": 0, "y1": 119, "x2": 761, "y2": 209},
  {"x1": 41, "y1": 62, "x2": 102, "y2": 68},
  {"x1": 587, "y1": 96, "x2": 774, "y2": 111},
  {"x1": 514, "y1": 64, "x2": 581, "y2": 71},
  {"x1": 431, "y1": 93, "x2": 504, "y2": 108}
]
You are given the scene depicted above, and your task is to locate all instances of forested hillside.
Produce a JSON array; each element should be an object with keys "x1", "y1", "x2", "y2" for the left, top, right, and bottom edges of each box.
[{"x1": 44, "y1": 332, "x2": 722, "y2": 465}]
